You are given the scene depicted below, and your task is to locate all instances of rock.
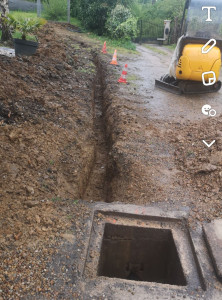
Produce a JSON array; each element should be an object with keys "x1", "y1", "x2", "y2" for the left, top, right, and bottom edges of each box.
[
  {"x1": 26, "y1": 186, "x2": 35, "y2": 195},
  {"x1": 177, "y1": 135, "x2": 184, "y2": 143},
  {"x1": 35, "y1": 215, "x2": 41, "y2": 224},
  {"x1": 195, "y1": 164, "x2": 217, "y2": 174},
  {"x1": 65, "y1": 64, "x2": 72, "y2": 70},
  {"x1": 26, "y1": 201, "x2": 39, "y2": 208},
  {"x1": 37, "y1": 156, "x2": 46, "y2": 164},
  {"x1": 8, "y1": 131, "x2": 18, "y2": 141},
  {"x1": 61, "y1": 233, "x2": 75, "y2": 244}
]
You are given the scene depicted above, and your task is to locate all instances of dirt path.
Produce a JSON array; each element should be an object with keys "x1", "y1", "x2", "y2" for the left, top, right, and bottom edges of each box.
[
  {"x1": 111, "y1": 44, "x2": 222, "y2": 223},
  {"x1": 129, "y1": 45, "x2": 222, "y2": 122}
]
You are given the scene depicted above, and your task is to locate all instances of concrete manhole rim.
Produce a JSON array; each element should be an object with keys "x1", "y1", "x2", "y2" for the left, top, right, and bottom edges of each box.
[{"x1": 82, "y1": 203, "x2": 206, "y2": 293}]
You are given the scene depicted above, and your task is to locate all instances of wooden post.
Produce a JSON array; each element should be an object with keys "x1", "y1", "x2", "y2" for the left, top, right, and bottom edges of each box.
[
  {"x1": 37, "y1": 0, "x2": 41, "y2": 17},
  {"x1": 67, "y1": 0, "x2": 70, "y2": 23},
  {"x1": 140, "y1": 19, "x2": 142, "y2": 45}
]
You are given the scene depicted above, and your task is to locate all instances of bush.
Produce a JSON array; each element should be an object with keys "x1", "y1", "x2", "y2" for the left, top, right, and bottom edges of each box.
[
  {"x1": 78, "y1": 0, "x2": 117, "y2": 35},
  {"x1": 80, "y1": 3, "x2": 109, "y2": 35},
  {"x1": 106, "y1": 5, "x2": 138, "y2": 40},
  {"x1": 44, "y1": 0, "x2": 67, "y2": 21},
  {"x1": 113, "y1": 17, "x2": 138, "y2": 40}
]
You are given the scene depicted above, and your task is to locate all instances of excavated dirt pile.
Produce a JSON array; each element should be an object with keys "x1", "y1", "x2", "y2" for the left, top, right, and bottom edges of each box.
[{"x1": 0, "y1": 23, "x2": 98, "y2": 298}]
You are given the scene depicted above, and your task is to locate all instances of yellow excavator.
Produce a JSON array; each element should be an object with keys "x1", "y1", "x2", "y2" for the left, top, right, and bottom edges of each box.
[{"x1": 155, "y1": 0, "x2": 222, "y2": 94}]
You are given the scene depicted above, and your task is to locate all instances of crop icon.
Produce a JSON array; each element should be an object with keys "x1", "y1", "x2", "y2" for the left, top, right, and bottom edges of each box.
[{"x1": 202, "y1": 71, "x2": 216, "y2": 86}]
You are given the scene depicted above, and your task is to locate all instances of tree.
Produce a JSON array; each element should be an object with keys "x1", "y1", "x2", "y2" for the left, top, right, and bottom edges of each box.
[{"x1": 0, "y1": 0, "x2": 12, "y2": 41}]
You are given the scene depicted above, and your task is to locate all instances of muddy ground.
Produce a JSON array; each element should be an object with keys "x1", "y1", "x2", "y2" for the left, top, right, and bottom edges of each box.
[{"x1": 0, "y1": 23, "x2": 222, "y2": 299}]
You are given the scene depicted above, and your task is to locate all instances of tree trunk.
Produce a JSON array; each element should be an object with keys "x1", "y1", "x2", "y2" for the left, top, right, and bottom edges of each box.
[{"x1": 0, "y1": 0, "x2": 12, "y2": 42}]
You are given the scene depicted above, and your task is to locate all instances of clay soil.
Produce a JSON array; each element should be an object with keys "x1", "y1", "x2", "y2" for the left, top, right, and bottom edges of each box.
[{"x1": 1, "y1": 22, "x2": 222, "y2": 299}]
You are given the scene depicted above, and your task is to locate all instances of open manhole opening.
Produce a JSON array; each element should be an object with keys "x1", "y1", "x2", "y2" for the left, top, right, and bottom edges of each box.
[{"x1": 98, "y1": 223, "x2": 187, "y2": 286}]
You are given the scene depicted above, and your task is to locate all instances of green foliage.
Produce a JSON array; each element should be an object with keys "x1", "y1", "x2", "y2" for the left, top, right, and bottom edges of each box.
[
  {"x1": 7, "y1": 14, "x2": 46, "y2": 40},
  {"x1": 43, "y1": 0, "x2": 67, "y2": 21},
  {"x1": 106, "y1": 5, "x2": 131, "y2": 33},
  {"x1": 144, "y1": 0, "x2": 185, "y2": 24},
  {"x1": 113, "y1": 17, "x2": 138, "y2": 40},
  {"x1": 73, "y1": 0, "x2": 117, "y2": 35},
  {"x1": 106, "y1": 5, "x2": 138, "y2": 40},
  {"x1": 129, "y1": 0, "x2": 149, "y2": 19},
  {"x1": 71, "y1": 0, "x2": 81, "y2": 17}
]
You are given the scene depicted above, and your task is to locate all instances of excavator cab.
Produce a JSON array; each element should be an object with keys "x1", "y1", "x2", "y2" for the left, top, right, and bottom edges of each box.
[{"x1": 155, "y1": 0, "x2": 222, "y2": 94}]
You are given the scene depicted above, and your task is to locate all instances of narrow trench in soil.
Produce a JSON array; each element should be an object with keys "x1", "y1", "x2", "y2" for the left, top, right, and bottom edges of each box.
[{"x1": 82, "y1": 57, "x2": 111, "y2": 203}]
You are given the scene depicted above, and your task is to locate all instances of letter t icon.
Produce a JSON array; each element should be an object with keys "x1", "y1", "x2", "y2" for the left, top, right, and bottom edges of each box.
[{"x1": 202, "y1": 6, "x2": 216, "y2": 22}]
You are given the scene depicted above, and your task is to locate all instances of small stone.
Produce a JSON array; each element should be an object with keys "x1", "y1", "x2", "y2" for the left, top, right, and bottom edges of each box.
[
  {"x1": 35, "y1": 215, "x2": 41, "y2": 224},
  {"x1": 26, "y1": 201, "x2": 38, "y2": 208},
  {"x1": 8, "y1": 131, "x2": 18, "y2": 140},
  {"x1": 195, "y1": 164, "x2": 217, "y2": 174},
  {"x1": 37, "y1": 156, "x2": 46, "y2": 164},
  {"x1": 26, "y1": 186, "x2": 35, "y2": 195},
  {"x1": 61, "y1": 233, "x2": 75, "y2": 244},
  {"x1": 65, "y1": 64, "x2": 72, "y2": 70}
]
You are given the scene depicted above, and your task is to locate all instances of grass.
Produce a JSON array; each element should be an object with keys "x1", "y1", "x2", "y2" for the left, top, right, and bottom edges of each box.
[
  {"x1": 127, "y1": 74, "x2": 140, "y2": 81},
  {"x1": 10, "y1": 11, "x2": 37, "y2": 19},
  {"x1": 166, "y1": 44, "x2": 177, "y2": 50},
  {"x1": 88, "y1": 33, "x2": 137, "y2": 54},
  {"x1": 144, "y1": 44, "x2": 167, "y2": 55}
]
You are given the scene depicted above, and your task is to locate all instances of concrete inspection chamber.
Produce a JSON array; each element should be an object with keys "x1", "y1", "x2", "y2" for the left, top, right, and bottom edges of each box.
[{"x1": 78, "y1": 203, "x2": 222, "y2": 299}]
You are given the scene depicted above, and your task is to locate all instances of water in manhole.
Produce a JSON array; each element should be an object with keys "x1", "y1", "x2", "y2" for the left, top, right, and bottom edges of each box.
[{"x1": 98, "y1": 224, "x2": 187, "y2": 286}]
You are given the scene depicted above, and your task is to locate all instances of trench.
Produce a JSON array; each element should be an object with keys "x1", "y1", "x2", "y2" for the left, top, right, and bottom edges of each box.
[{"x1": 82, "y1": 53, "x2": 115, "y2": 203}]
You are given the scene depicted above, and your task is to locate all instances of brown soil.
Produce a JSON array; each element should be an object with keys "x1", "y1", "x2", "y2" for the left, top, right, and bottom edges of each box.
[
  {"x1": 1, "y1": 22, "x2": 222, "y2": 299},
  {"x1": 0, "y1": 23, "x2": 97, "y2": 298}
]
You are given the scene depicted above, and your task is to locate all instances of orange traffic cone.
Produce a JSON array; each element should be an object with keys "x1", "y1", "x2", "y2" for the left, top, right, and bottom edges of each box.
[
  {"x1": 110, "y1": 49, "x2": 118, "y2": 65},
  {"x1": 118, "y1": 64, "x2": 128, "y2": 84},
  {"x1": 101, "y1": 41, "x2": 107, "y2": 54}
]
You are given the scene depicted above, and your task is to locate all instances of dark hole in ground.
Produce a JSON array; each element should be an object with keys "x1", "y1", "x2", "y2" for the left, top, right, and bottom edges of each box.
[{"x1": 98, "y1": 224, "x2": 187, "y2": 286}]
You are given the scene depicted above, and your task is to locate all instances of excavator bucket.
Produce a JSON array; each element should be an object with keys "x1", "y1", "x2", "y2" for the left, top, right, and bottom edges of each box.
[{"x1": 155, "y1": 79, "x2": 181, "y2": 95}]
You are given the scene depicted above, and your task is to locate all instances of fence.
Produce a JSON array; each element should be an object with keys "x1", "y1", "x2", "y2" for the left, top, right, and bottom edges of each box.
[
  {"x1": 136, "y1": 19, "x2": 164, "y2": 43},
  {"x1": 136, "y1": 18, "x2": 182, "y2": 45},
  {"x1": 9, "y1": 0, "x2": 36, "y2": 12}
]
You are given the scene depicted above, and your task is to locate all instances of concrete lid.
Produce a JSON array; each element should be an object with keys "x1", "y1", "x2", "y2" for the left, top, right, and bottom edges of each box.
[{"x1": 203, "y1": 219, "x2": 222, "y2": 281}]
